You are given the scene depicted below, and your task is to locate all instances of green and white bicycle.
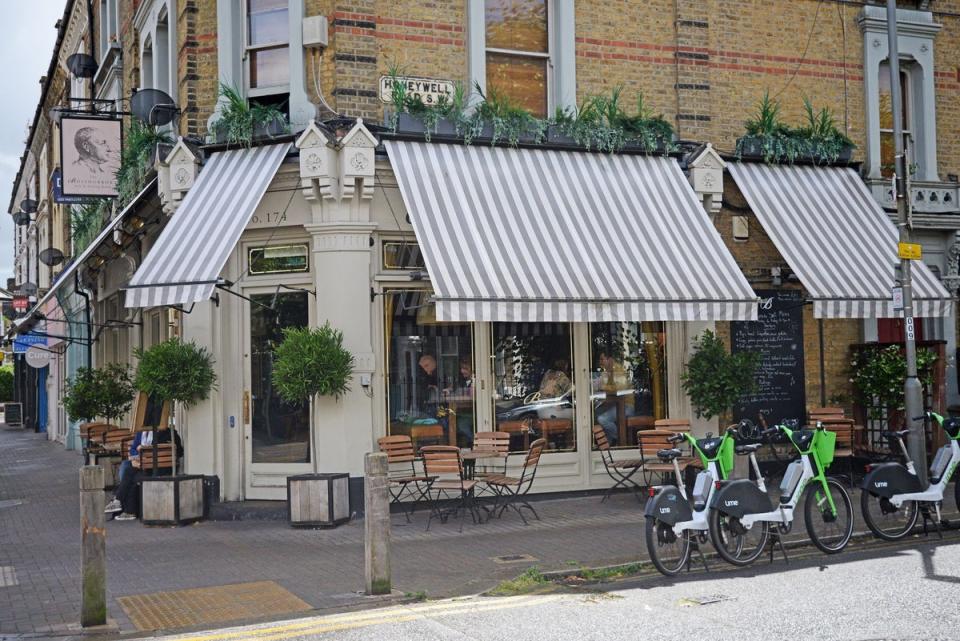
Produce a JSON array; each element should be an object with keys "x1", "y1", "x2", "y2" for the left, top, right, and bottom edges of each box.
[
  {"x1": 644, "y1": 421, "x2": 763, "y2": 575},
  {"x1": 861, "y1": 411, "x2": 960, "y2": 540},
  {"x1": 708, "y1": 421, "x2": 854, "y2": 566}
]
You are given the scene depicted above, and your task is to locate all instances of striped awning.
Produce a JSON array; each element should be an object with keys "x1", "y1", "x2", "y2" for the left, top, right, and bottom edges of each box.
[
  {"x1": 728, "y1": 163, "x2": 953, "y2": 319},
  {"x1": 125, "y1": 143, "x2": 291, "y2": 308},
  {"x1": 385, "y1": 141, "x2": 758, "y2": 322}
]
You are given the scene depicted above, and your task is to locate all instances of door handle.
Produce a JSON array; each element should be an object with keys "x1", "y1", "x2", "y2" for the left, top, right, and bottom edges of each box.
[{"x1": 243, "y1": 391, "x2": 250, "y2": 424}]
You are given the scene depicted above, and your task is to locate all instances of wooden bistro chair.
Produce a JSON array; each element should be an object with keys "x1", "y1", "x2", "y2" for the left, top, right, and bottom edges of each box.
[
  {"x1": 79, "y1": 422, "x2": 114, "y2": 464},
  {"x1": 420, "y1": 445, "x2": 480, "y2": 532},
  {"x1": 808, "y1": 407, "x2": 858, "y2": 486},
  {"x1": 484, "y1": 438, "x2": 547, "y2": 525},
  {"x1": 636, "y1": 428, "x2": 697, "y2": 488},
  {"x1": 469, "y1": 431, "x2": 511, "y2": 493},
  {"x1": 377, "y1": 435, "x2": 435, "y2": 523},
  {"x1": 92, "y1": 428, "x2": 133, "y2": 488},
  {"x1": 592, "y1": 425, "x2": 644, "y2": 503}
]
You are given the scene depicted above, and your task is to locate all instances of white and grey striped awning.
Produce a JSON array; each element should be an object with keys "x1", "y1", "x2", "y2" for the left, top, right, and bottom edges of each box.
[
  {"x1": 385, "y1": 141, "x2": 758, "y2": 322},
  {"x1": 125, "y1": 143, "x2": 291, "y2": 308},
  {"x1": 728, "y1": 163, "x2": 952, "y2": 319}
]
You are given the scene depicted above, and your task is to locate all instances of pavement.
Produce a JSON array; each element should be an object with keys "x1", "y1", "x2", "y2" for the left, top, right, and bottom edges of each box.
[{"x1": 2, "y1": 422, "x2": 959, "y2": 640}]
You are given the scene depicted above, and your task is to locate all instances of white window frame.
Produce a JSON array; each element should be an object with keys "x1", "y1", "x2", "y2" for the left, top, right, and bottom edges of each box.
[
  {"x1": 135, "y1": 0, "x2": 178, "y2": 105},
  {"x1": 878, "y1": 63, "x2": 916, "y2": 177},
  {"x1": 468, "y1": 1, "x2": 575, "y2": 113},
  {"x1": 243, "y1": 0, "x2": 291, "y2": 98}
]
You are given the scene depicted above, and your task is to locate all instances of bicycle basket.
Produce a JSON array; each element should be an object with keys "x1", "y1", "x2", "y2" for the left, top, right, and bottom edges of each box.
[
  {"x1": 812, "y1": 429, "x2": 836, "y2": 469},
  {"x1": 718, "y1": 436, "x2": 735, "y2": 479}
]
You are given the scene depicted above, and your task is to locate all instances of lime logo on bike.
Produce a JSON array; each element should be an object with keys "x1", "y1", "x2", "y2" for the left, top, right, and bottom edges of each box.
[
  {"x1": 659, "y1": 507, "x2": 671, "y2": 514},
  {"x1": 874, "y1": 481, "x2": 888, "y2": 488},
  {"x1": 724, "y1": 500, "x2": 739, "y2": 507}
]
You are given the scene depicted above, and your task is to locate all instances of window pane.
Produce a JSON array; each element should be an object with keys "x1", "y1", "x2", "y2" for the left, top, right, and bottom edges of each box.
[
  {"x1": 485, "y1": 0, "x2": 548, "y2": 53},
  {"x1": 878, "y1": 66, "x2": 908, "y2": 131},
  {"x1": 249, "y1": 46, "x2": 289, "y2": 88},
  {"x1": 248, "y1": 0, "x2": 288, "y2": 46},
  {"x1": 486, "y1": 52, "x2": 547, "y2": 118},
  {"x1": 386, "y1": 292, "x2": 475, "y2": 449},
  {"x1": 383, "y1": 242, "x2": 426, "y2": 270},
  {"x1": 590, "y1": 322, "x2": 667, "y2": 449},
  {"x1": 493, "y1": 323, "x2": 574, "y2": 453}
]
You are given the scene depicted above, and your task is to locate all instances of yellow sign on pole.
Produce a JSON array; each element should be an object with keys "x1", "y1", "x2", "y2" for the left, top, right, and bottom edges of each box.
[{"x1": 898, "y1": 242, "x2": 922, "y2": 260}]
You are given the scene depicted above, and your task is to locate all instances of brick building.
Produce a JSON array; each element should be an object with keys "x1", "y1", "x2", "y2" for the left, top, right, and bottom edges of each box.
[{"x1": 8, "y1": 1, "x2": 960, "y2": 500}]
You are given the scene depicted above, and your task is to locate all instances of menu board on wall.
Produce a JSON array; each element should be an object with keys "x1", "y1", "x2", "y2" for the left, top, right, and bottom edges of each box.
[{"x1": 732, "y1": 289, "x2": 806, "y2": 428}]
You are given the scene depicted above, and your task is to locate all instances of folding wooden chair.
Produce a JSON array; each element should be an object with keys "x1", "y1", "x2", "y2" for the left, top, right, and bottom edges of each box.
[
  {"x1": 809, "y1": 407, "x2": 859, "y2": 485},
  {"x1": 421, "y1": 445, "x2": 479, "y2": 531},
  {"x1": 377, "y1": 435, "x2": 435, "y2": 522},
  {"x1": 484, "y1": 438, "x2": 547, "y2": 525},
  {"x1": 637, "y1": 429, "x2": 697, "y2": 488},
  {"x1": 592, "y1": 425, "x2": 645, "y2": 502}
]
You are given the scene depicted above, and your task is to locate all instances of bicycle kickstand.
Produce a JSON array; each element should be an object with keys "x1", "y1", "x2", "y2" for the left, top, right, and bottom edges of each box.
[
  {"x1": 688, "y1": 537, "x2": 710, "y2": 573},
  {"x1": 768, "y1": 528, "x2": 789, "y2": 564}
]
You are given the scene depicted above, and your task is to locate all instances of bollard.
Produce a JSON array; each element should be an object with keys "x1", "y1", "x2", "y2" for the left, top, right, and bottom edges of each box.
[
  {"x1": 80, "y1": 466, "x2": 106, "y2": 627},
  {"x1": 364, "y1": 452, "x2": 391, "y2": 595}
]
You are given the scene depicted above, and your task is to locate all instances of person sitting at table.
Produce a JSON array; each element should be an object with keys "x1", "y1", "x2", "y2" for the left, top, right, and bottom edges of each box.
[
  {"x1": 594, "y1": 351, "x2": 636, "y2": 446},
  {"x1": 104, "y1": 430, "x2": 153, "y2": 516}
]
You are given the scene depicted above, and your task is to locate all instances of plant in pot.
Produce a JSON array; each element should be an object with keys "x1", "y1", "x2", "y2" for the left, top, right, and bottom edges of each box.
[
  {"x1": 63, "y1": 367, "x2": 105, "y2": 424},
  {"x1": 116, "y1": 119, "x2": 173, "y2": 206},
  {"x1": 796, "y1": 97, "x2": 855, "y2": 164},
  {"x1": 681, "y1": 330, "x2": 760, "y2": 427},
  {"x1": 474, "y1": 84, "x2": 545, "y2": 147},
  {"x1": 272, "y1": 323, "x2": 356, "y2": 527},
  {"x1": 387, "y1": 67, "x2": 467, "y2": 141},
  {"x1": 850, "y1": 344, "x2": 937, "y2": 423},
  {"x1": 736, "y1": 91, "x2": 797, "y2": 163},
  {"x1": 134, "y1": 338, "x2": 217, "y2": 525},
  {"x1": 209, "y1": 84, "x2": 290, "y2": 146}
]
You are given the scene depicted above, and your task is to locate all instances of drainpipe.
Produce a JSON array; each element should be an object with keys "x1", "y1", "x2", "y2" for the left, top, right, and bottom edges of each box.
[{"x1": 74, "y1": 271, "x2": 92, "y2": 370}]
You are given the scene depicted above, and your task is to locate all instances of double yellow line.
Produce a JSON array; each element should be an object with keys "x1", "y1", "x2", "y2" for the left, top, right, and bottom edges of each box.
[{"x1": 167, "y1": 594, "x2": 565, "y2": 641}]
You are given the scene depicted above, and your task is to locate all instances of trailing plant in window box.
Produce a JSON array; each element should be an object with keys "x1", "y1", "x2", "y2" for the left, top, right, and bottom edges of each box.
[
  {"x1": 850, "y1": 344, "x2": 937, "y2": 420},
  {"x1": 135, "y1": 338, "x2": 217, "y2": 407},
  {"x1": 209, "y1": 84, "x2": 291, "y2": 146},
  {"x1": 681, "y1": 330, "x2": 760, "y2": 423},
  {"x1": 116, "y1": 119, "x2": 173, "y2": 206},
  {"x1": 272, "y1": 323, "x2": 355, "y2": 402},
  {"x1": 736, "y1": 92, "x2": 855, "y2": 164},
  {"x1": 70, "y1": 200, "x2": 109, "y2": 254}
]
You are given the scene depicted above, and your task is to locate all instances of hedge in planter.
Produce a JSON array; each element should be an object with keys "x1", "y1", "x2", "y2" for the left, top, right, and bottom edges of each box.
[{"x1": 134, "y1": 339, "x2": 217, "y2": 408}]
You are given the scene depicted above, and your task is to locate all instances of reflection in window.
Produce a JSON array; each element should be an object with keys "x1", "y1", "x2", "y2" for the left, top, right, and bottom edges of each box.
[
  {"x1": 493, "y1": 322, "x2": 574, "y2": 452},
  {"x1": 484, "y1": 0, "x2": 549, "y2": 117},
  {"x1": 878, "y1": 64, "x2": 912, "y2": 179},
  {"x1": 383, "y1": 241, "x2": 426, "y2": 270},
  {"x1": 590, "y1": 322, "x2": 667, "y2": 449},
  {"x1": 386, "y1": 291, "x2": 475, "y2": 450}
]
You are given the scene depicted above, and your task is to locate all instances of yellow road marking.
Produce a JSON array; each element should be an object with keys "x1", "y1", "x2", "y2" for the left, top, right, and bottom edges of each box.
[{"x1": 169, "y1": 595, "x2": 565, "y2": 641}]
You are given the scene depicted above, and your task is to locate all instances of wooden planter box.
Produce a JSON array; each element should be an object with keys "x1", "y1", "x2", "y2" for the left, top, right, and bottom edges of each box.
[
  {"x1": 141, "y1": 475, "x2": 204, "y2": 526},
  {"x1": 287, "y1": 473, "x2": 351, "y2": 528}
]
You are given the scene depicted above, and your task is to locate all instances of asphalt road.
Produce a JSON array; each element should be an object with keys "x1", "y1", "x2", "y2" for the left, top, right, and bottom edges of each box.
[{"x1": 153, "y1": 534, "x2": 960, "y2": 641}]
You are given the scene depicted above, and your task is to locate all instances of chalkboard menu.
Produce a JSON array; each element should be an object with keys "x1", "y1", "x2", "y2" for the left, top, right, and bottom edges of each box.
[
  {"x1": 4, "y1": 402, "x2": 22, "y2": 426},
  {"x1": 732, "y1": 289, "x2": 806, "y2": 427}
]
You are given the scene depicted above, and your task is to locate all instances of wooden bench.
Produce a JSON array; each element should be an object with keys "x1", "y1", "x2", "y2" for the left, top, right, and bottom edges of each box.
[
  {"x1": 636, "y1": 429, "x2": 697, "y2": 487},
  {"x1": 79, "y1": 422, "x2": 116, "y2": 464},
  {"x1": 137, "y1": 443, "x2": 177, "y2": 476},
  {"x1": 90, "y1": 428, "x2": 134, "y2": 487}
]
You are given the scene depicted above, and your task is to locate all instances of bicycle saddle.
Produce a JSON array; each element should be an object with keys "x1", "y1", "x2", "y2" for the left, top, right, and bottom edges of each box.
[
  {"x1": 882, "y1": 429, "x2": 910, "y2": 440},
  {"x1": 735, "y1": 443, "x2": 762, "y2": 454},
  {"x1": 657, "y1": 448, "x2": 682, "y2": 461}
]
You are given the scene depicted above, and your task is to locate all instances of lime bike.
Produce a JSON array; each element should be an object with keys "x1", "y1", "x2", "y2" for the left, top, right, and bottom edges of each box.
[
  {"x1": 644, "y1": 421, "x2": 763, "y2": 575},
  {"x1": 861, "y1": 411, "x2": 960, "y2": 540},
  {"x1": 708, "y1": 421, "x2": 854, "y2": 566}
]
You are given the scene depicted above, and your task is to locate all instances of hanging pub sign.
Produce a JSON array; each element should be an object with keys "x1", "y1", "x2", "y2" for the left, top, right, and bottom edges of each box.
[
  {"x1": 52, "y1": 168, "x2": 97, "y2": 204},
  {"x1": 59, "y1": 115, "x2": 122, "y2": 198}
]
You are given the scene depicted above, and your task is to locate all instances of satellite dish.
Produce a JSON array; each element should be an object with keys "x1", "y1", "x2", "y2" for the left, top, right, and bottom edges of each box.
[
  {"x1": 20, "y1": 282, "x2": 38, "y2": 296},
  {"x1": 39, "y1": 248, "x2": 65, "y2": 267},
  {"x1": 20, "y1": 199, "x2": 37, "y2": 213},
  {"x1": 12, "y1": 211, "x2": 30, "y2": 226},
  {"x1": 67, "y1": 53, "x2": 98, "y2": 78},
  {"x1": 131, "y1": 88, "x2": 178, "y2": 126}
]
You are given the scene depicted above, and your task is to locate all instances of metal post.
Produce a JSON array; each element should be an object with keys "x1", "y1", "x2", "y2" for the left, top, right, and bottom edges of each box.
[
  {"x1": 80, "y1": 466, "x2": 106, "y2": 627},
  {"x1": 818, "y1": 318, "x2": 826, "y2": 407},
  {"x1": 887, "y1": 0, "x2": 927, "y2": 485},
  {"x1": 364, "y1": 452, "x2": 391, "y2": 595}
]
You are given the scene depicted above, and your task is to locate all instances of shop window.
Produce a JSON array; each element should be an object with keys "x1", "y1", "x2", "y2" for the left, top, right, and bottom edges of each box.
[
  {"x1": 484, "y1": 0, "x2": 550, "y2": 117},
  {"x1": 248, "y1": 244, "x2": 309, "y2": 274},
  {"x1": 385, "y1": 291, "x2": 475, "y2": 450},
  {"x1": 492, "y1": 322, "x2": 574, "y2": 452},
  {"x1": 589, "y1": 322, "x2": 667, "y2": 449},
  {"x1": 878, "y1": 64, "x2": 914, "y2": 178},
  {"x1": 246, "y1": 0, "x2": 290, "y2": 97}
]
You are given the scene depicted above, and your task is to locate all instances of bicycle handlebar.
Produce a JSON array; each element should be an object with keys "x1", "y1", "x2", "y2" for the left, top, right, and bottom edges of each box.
[{"x1": 667, "y1": 433, "x2": 685, "y2": 444}]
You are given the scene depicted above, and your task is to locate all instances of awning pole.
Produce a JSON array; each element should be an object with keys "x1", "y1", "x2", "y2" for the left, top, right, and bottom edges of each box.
[
  {"x1": 887, "y1": 0, "x2": 927, "y2": 483},
  {"x1": 819, "y1": 318, "x2": 826, "y2": 407}
]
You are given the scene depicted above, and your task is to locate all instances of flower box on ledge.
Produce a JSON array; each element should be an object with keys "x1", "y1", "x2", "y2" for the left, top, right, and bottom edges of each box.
[{"x1": 736, "y1": 135, "x2": 854, "y2": 165}]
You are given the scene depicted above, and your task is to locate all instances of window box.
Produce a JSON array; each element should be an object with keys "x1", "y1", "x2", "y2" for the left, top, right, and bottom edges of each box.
[
  {"x1": 736, "y1": 135, "x2": 854, "y2": 165},
  {"x1": 393, "y1": 112, "x2": 459, "y2": 139}
]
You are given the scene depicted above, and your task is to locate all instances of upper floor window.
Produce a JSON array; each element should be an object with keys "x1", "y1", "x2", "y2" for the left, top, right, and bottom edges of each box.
[
  {"x1": 878, "y1": 64, "x2": 914, "y2": 178},
  {"x1": 99, "y1": 0, "x2": 118, "y2": 59},
  {"x1": 246, "y1": 0, "x2": 289, "y2": 96},
  {"x1": 484, "y1": 0, "x2": 550, "y2": 117}
]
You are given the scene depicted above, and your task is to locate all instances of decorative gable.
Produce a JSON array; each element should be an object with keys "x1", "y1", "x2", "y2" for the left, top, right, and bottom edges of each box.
[{"x1": 158, "y1": 137, "x2": 200, "y2": 215}]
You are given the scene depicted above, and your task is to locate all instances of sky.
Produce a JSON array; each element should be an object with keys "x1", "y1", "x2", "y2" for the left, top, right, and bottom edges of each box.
[{"x1": 0, "y1": 0, "x2": 69, "y2": 284}]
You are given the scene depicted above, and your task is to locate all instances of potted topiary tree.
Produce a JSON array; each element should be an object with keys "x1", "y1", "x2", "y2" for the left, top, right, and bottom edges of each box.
[
  {"x1": 272, "y1": 323, "x2": 355, "y2": 527},
  {"x1": 681, "y1": 330, "x2": 760, "y2": 429},
  {"x1": 134, "y1": 338, "x2": 217, "y2": 525},
  {"x1": 63, "y1": 367, "x2": 103, "y2": 426}
]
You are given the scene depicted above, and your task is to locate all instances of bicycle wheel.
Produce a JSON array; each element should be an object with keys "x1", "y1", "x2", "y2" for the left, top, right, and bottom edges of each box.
[
  {"x1": 645, "y1": 517, "x2": 691, "y2": 576},
  {"x1": 708, "y1": 509, "x2": 769, "y2": 567},
  {"x1": 861, "y1": 489, "x2": 918, "y2": 541},
  {"x1": 804, "y1": 478, "x2": 854, "y2": 553}
]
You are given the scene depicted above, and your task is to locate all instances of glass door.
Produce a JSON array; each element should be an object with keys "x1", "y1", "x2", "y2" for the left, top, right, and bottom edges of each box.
[{"x1": 243, "y1": 289, "x2": 311, "y2": 498}]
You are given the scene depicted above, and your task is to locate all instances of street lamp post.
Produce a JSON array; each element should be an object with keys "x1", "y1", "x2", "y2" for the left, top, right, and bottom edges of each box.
[{"x1": 886, "y1": 0, "x2": 927, "y2": 485}]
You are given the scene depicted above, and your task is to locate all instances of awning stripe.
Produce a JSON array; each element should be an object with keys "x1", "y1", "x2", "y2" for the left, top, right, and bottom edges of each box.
[
  {"x1": 728, "y1": 163, "x2": 952, "y2": 319},
  {"x1": 385, "y1": 141, "x2": 758, "y2": 322},
  {"x1": 125, "y1": 143, "x2": 291, "y2": 308}
]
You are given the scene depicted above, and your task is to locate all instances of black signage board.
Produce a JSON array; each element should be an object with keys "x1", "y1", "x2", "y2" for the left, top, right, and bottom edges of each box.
[
  {"x1": 732, "y1": 289, "x2": 806, "y2": 428},
  {"x1": 4, "y1": 402, "x2": 23, "y2": 426}
]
